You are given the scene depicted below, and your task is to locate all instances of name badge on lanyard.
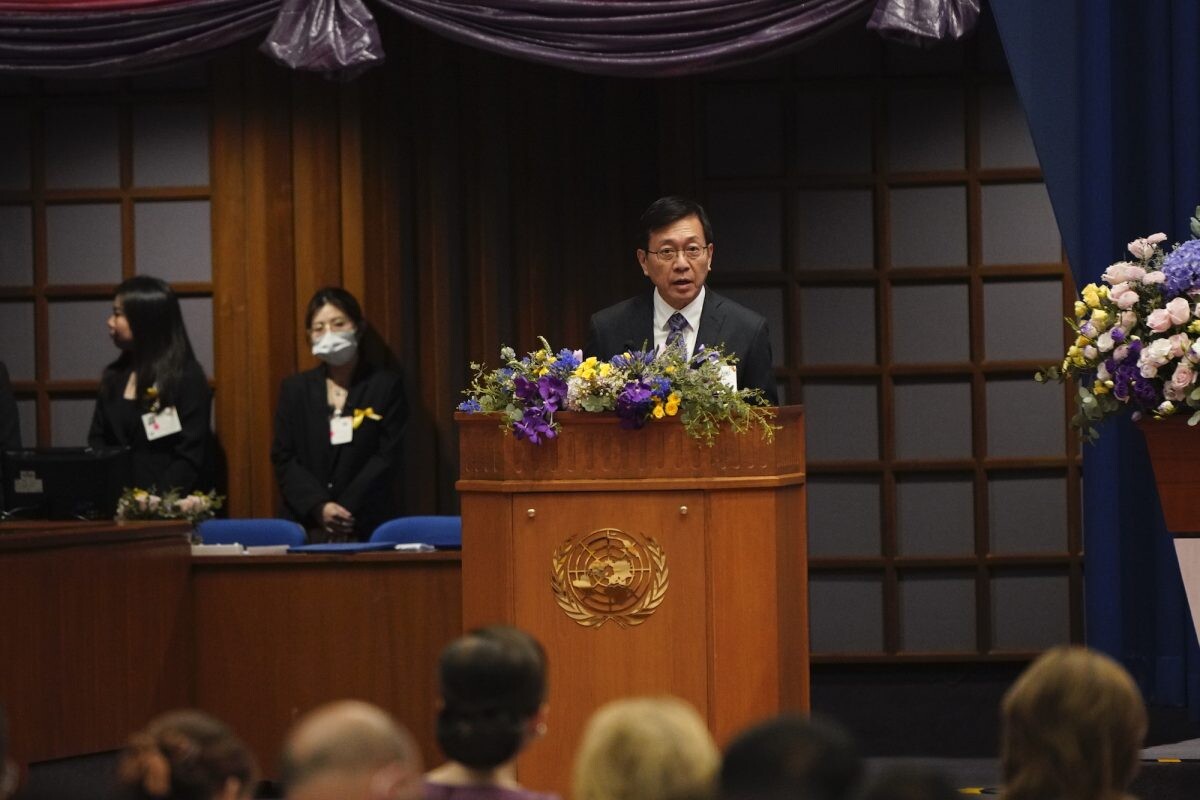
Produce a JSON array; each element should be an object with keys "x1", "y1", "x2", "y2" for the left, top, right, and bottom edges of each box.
[
  {"x1": 142, "y1": 406, "x2": 183, "y2": 441},
  {"x1": 329, "y1": 415, "x2": 354, "y2": 446}
]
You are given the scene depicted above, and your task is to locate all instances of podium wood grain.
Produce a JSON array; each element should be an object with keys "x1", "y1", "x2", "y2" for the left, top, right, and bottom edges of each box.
[
  {"x1": 456, "y1": 408, "x2": 808, "y2": 795},
  {"x1": 191, "y1": 552, "x2": 462, "y2": 776},
  {"x1": 0, "y1": 521, "x2": 193, "y2": 765}
]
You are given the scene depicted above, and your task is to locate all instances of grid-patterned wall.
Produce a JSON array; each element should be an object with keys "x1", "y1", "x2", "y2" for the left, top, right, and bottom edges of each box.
[
  {"x1": 697, "y1": 21, "x2": 1080, "y2": 660},
  {"x1": 0, "y1": 68, "x2": 214, "y2": 449}
]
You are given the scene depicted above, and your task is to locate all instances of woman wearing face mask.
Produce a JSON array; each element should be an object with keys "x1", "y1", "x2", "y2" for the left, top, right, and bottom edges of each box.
[
  {"x1": 271, "y1": 287, "x2": 408, "y2": 541},
  {"x1": 88, "y1": 275, "x2": 213, "y2": 493}
]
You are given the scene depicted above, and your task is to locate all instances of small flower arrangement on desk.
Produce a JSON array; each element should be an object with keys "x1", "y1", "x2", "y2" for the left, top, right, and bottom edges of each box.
[
  {"x1": 458, "y1": 337, "x2": 775, "y2": 446},
  {"x1": 115, "y1": 487, "x2": 224, "y2": 527},
  {"x1": 1037, "y1": 207, "x2": 1200, "y2": 440}
]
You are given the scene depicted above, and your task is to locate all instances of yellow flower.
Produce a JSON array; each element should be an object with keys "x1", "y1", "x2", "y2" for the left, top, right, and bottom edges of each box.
[
  {"x1": 574, "y1": 357, "x2": 599, "y2": 381},
  {"x1": 1082, "y1": 284, "x2": 1102, "y2": 309},
  {"x1": 352, "y1": 407, "x2": 382, "y2": 430},
  {"x1": 1093, "y1": 383, "x2": 1110, "y2": 396},
  {"x1": 1189, "y1": 320, "x2": 1200, "y2": 334},
  {"x1": 651, "y1": 402, "x2": 665, "y2": 419},
  {"x1": 536, "y1": 366, "x2": 550, "y2": 376},
  {"x1": 1074, "y1": 301, "x2": 1088, "y2": 318},
  {"x1": 665, "y1": 366, "x2": 676, "y2": 375},
  {"x1": 1074, "y1": 335, "x2": 1090, "y2": 347},
  {"x1": 665, "y1": 396, "x2": 680, "y2": 416},
  {"x1": 597, "y1": 363, "x2": 613, "y2": 378}
]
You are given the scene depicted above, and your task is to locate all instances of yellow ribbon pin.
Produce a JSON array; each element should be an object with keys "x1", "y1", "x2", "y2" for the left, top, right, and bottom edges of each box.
[{"x1": 352, "y1": 407, "x2": 382, "y2": 430}]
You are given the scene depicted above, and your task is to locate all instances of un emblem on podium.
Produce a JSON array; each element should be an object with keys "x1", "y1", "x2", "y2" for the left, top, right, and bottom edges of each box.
[{"x1": 551, "y1": 528, "x2": 669, "y2": 629}]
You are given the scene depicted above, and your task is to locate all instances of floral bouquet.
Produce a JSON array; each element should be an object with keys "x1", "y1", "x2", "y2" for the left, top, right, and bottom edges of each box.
[
  {"x1": 115, "y1": 487, "x2": 224, "y2": 527},
  {"x1": 1037, "y1": 207, "x2": 1200, "y2": 440},
  {"x1": 458, "y1": 337, "x2": 776, "y2": 446}
]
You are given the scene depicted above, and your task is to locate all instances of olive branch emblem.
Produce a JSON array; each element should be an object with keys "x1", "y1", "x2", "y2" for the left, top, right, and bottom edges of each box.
[{"x1": 551, "y1": 533, "x2": 669, "y2": 629}]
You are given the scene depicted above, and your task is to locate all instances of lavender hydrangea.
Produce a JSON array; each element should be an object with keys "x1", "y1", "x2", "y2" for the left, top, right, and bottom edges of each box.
[{"x1": 1161, "y1": 238, "x2": 1200, "y2": 298}]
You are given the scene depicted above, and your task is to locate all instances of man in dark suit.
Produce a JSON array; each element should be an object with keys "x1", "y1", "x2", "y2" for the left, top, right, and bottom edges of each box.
[{"x1": 585, "y1": 196, "x2": 779, "y2": 405}]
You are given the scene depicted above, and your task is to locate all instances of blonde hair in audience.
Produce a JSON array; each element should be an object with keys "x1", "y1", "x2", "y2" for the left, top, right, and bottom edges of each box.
[
  {"x1": 1001, "y1": 645, "x2": 1146, "y2": 800},
  {"x1": 573, "y1": 696, "x2": 718, "y2": 800}
]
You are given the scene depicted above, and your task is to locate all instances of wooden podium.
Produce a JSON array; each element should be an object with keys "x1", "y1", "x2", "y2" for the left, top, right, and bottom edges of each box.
[{"x1": 456, "y1": 406, "x2": 808, "y2": 794}]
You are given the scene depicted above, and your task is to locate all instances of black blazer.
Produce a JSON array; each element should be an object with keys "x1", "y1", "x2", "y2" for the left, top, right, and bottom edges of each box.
[
  {"x1": 271, "y1": 362, "x2": 408, "y2": 540},
  {"x1": 86, "y1": 360, "x2": 213, "y2": 493},
  {"x1": 0, "y1": 361, "x2": 19, "y2": 451},
  {"x1": 585, "y1": 290, "x2": 779, "y2": 405}
]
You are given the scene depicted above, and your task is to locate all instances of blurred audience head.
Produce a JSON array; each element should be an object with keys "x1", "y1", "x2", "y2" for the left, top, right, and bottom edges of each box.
[
  {"x1": 0, "y1": 706, "x2": 15, "y2": 800},
  {"x1": 282, "y1": 700, "x2": 420, "y2": 800},
  {"x1": 719, "y1": 714, "x2": 861, "y2": 800},
  {"x1": 436, "y1": 625, "x2": 548, "y2": 772},
  {"x1": 116, "y1": 710, "x2": 257, "y2": 800},
  {"x1": 858, "y1": 765, "x2": 960, "y2": 800},
  {"x1": 573, "y1": 696, "x2": 718, "y2": 800},
  {"x1": 1001, "y1": 645, "x2": 1146, "y2": 800}
]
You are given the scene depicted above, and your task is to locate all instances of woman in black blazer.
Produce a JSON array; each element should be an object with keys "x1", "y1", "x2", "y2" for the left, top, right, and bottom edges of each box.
[
  {"x1": 271, "y1": 288, "x2": 408, "y2": 542},
  {"x1": 87, "y1": 276, "x2": 213, "y2": 493}
]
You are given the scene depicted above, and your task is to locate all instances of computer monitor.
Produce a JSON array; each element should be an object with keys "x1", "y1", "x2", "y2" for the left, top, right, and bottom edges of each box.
[{"x1": 1, "y1": 447, "x2": 132, "y2": 521}]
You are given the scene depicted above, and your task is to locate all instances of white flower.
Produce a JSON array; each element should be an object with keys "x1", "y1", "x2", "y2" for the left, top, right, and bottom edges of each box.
[{"x1": 1096, "y1": 331, "x2": 1115, "y2": 352}]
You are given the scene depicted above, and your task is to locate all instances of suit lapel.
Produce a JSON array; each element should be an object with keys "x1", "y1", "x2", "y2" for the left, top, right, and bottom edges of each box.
[
  {"x1": 695, "y1": 290, "x2": 728, "y2": 354},
  {"x1": 628, "y1": 293, "x2": 656, "y2": 353},
  {"x1": 306, "y1": 368, "x2": 334, "y2": 479}
]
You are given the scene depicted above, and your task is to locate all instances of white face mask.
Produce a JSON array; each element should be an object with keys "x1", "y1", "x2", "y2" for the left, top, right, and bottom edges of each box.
[{"x1": 311, "y1": 330, "x2": 358, "y2": 366}]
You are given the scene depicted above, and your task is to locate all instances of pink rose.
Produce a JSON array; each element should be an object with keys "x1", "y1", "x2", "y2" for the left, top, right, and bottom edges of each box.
[
  {"x1": 1172, "y1": 362, "x2": 1196, "y2": 393},
  {"x1": 1113, "y1": 344, "x2": 1130, "y2": 362},
  {"x1": 1148, "y1": 308, "x2": 1173, "y2": 333},
  {"x1": 1110, "y1": 282, "x2": 1140, "y2": 309},
  {"x1": 1128, "y1": 233, "x2": 1168, "y2": 260},
  {"x1": 1168, "y1": 296, "x2": 1192, "y2": 326},
  {"x1": 1103, "y1": 261, "x2": 1146, "y2": 284},
  {"x1": 1121, "y1": 311, "x2": 1138, "y2": 329},
  {"x1": 1143, "y1": 270, "x2": 1166, "y2": 284},
  {"x1": 1169, "y1": 333, "x2": 1192, "y2": 358}
]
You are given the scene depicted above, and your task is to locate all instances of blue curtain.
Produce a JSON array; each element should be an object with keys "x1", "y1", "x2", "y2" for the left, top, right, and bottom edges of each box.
[{"x1": 991, "y1": 0, "x2": 1200, "y2": 711}]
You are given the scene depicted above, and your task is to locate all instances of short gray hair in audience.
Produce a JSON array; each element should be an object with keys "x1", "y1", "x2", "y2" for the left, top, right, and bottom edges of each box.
[{"x1": 282, "y1": 700, "x2": 420, "y2": 800}]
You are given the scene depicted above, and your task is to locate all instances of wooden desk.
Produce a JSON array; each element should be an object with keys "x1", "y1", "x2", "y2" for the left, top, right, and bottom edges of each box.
[
  {"x1": 190, "y1": 552, "x2": 463, "y2": 775},
  {"x1": 0, "y1": 521, "x2": 193, "y2": 765}
]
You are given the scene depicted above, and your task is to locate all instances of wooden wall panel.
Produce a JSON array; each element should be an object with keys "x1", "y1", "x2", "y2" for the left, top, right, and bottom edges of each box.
[{"x1": 210, "y1": 22, "x2": 666, "y2": 517}]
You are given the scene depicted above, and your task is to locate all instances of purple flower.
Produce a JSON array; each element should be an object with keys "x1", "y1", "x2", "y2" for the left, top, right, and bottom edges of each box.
[
  {"x1": 1161, "y1": 239, "x2": 1200, "y2": 298},
  {"x1": 513, "y1": 375, "x2": 539, "y2": 404},
  {"x1": 616, "y1": 380, "x2": 654, "y2": 429},
  {"x1": 537, "y1": 375, "x2": 569, "y2": 412},
  {"x1": 611, "y1": 350, "x2": 656, "y2": 371},
  {"x1": 457, "y1": 398, "x2": 482, "y2": 413},
  {"x1": 513, "y1": 408, "x2": 556, "y2": 444},
  {"x1": 1110, "y1": 328, "x2": 1126, "y2": 343}
]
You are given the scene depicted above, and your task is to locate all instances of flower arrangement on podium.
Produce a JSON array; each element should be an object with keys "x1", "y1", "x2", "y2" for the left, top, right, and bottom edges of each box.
[
  {"x1": 115, "y1": 487, "x2": 224, "y2": 527},
  {"x1": 458, "y1": 337, "x2": 775, "y2": 446},
  {"x1": 1037, "y1": 207, "x2": 1200, "y2": 439}
]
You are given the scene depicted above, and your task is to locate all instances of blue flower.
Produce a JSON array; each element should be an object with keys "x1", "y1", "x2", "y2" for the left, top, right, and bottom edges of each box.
[
  {"x1": 1161, "y1": 239, "x2": 1200, "y2": 297},
  {"x1": 551, "y1": 348, "x2": 582, "y2": 372},
  {"x1": 457, "y1": 398, "x2": 482, "y2": 413}
]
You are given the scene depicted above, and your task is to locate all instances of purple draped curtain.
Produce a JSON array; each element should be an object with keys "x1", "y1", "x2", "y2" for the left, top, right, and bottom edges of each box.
[
  {"x1": 0, "y1": 0, "x2": 278, "y2": 76},
  {"x1": 369, "y1": 0, "x2": 874, "y2": 77},
  {"x1": 0, "y1": 0, "x2": 976, "y2": 79},
  {"x1": 0, "y1": 0, "x2": 884, "y2": 79}
]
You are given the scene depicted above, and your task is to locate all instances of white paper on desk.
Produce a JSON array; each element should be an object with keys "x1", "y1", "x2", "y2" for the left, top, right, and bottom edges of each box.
[
  {"x1": 393, "y1": 543, "x2": 435, "y2": 552},
  {"x1": 244, "y1": 545, "x2": 291, "y2": 555},
  {"x1": 191, "y1": 543, "x2": 244, "y2": 556}
]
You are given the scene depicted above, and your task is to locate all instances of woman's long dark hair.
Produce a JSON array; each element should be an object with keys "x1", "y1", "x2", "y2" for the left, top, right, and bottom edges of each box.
[
  {"x1": 103, "y1": 276, "x2": 197, "y2": 409},
  {"x1": 436, "y1": 626, "x2": 547, "y2": 770}
]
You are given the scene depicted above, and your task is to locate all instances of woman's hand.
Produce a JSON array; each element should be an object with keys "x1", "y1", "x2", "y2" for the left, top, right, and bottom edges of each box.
[{"x1": 320, "y1": 502, "x2": 356, "y2": 537}]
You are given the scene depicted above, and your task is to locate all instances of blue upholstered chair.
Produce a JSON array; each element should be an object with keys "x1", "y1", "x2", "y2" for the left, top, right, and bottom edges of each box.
[
  {"x1": 196, "y1": 518, "x2": 307, "y2": 547},
  {"x1": 369, "y1": 515, "x2": 462, "y2": 548}
]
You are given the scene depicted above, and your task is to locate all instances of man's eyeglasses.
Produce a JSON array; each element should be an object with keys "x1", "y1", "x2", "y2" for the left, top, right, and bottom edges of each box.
[
  {"x1": 645, "y1": 244, "x2": 710, "y2": 263},
  {"x1": 309, "y1": 317, "x2": 353, "y2": 335}
]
